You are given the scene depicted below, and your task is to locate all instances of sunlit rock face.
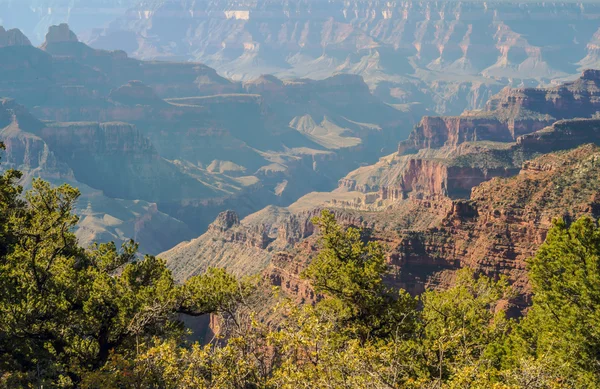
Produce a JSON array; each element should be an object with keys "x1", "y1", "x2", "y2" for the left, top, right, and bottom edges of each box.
[{"x1": 85, "y1": 1, "x2": 600, "y2": 114}]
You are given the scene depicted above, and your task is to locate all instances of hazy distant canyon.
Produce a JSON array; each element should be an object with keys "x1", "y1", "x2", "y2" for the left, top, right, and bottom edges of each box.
[
  {"x1": 4, "y1": 0, "x2": 600, "y2": 114},
  {"x1": 0, "y1": 22, "x2": 421, "y2": 254}
]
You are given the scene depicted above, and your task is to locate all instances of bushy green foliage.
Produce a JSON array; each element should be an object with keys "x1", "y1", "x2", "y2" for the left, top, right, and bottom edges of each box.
[
  {"x1": 302, "y1": 210, "x2": 416, "y2": 341},
  {"x1": 417, "y1": 269, "x2": 513, "y2": 385},
  {"x1": 0, "y1": 147, "x2": 252, "y2": 387},
  {"x1": 507, "y1": 217, "x2": 600, "y2": 386}
]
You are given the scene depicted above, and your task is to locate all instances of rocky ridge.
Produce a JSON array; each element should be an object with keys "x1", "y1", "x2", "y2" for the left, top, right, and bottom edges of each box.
[{"x1": 0, "y1": 26, "x2": 31, "y2": 48}]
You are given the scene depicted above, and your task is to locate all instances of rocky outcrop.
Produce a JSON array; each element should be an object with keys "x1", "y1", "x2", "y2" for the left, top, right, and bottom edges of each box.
[
  {"x1": 267, "y1": 249, "x2": 316, "y2": 305},
  {"x1": 36, "y1": 121, "x2": 216, "y2": 203},
  {"x1": 385, "y1": 159, "x2": 519, "y2": 200},
  {"x1": 207, "y1": 210, "x2": 272, "y2": 250},
  {"x1": 398, "y1": 145, "x2": 600, "y2": 298},
  {"x1": 161, "y1": 205, "x2": 361, "y2": 283},
  {"x1": 398, "y1": 116, "x2": 552, "y2": 154},
  {"x1": 0, "y1": 99, "x2": 61, "y2": 173},
  {"x1": 341, "y1": 155, "x2": 518, "y2": 200},
  {"x1": 517, "y1": 119, "x2": 600, "y2": 154},
  {"x1": 485, "y1": 70, "x2": 600, "y2": 119},
  {"x1": 396, "y1": 68, "x2": 600, "y2": 155},
  {"x1": 161, "y1": 210, "x2": 281, "y2": 281},
  {"x1": 0, "y1": 27, "x2": 31, "y2": 48},
  {"x1": 260, "y1": 145, "x2": 600, "y2": 308}
]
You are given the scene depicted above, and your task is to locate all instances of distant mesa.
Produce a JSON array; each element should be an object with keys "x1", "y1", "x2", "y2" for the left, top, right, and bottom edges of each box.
[
  {"x1": 323, "y1": 73, "x2": 367, "y2": 87},
  {"x1": 0, "y1": 26, "x2": 32, "y2": 48},
  {"x1": 43, "y1": 23, "x2": 78, "y2": 45}
]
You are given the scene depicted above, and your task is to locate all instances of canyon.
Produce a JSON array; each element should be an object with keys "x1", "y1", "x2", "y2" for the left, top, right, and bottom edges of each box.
[
  {"x1": 6, "y1": 1, "x2": 600, "y2": 115},
  {"x1": 3, "y1": 2, "x2": 600, "y2": 384},
  {"x1": 0, "y1": 23, "x2": 420, "y2": 254},
  {"x1": 161, "y1": 71, "x2": 600, "y2": 308},
  {"x1": 87, "y1": 0, "x2": 600, "y2": 114},
  {"x1": 3, "y1": 2, "x2": 600, "y2": 309}
]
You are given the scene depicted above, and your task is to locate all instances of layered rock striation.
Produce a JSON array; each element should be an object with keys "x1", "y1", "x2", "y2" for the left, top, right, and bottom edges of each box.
[
  {"x1": 0, "y1": 24, "x2": 422, "y2": 250},
  {"x1": 162, "y1": 74, "x2": 600, "y2": 309},
  {"x1": 0, "y1": 98, "x2": 194, "y2": 254},
  {"x1": 87, "y1": 1, "x2": 600, "y2": 114},
  {"x1": 397, "y1": 70, "x2": 600, "y2": 155}
]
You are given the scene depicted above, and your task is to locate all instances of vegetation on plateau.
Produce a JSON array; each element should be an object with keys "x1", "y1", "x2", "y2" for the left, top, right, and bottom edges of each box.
[{"x1": 0, "y1": 142, "x2": 599, "y2": 388}]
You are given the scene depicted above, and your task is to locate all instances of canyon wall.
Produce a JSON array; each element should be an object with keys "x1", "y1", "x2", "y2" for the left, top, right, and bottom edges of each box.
[
  {"x1": 161, "y1": 72, "x2": 600, "y2": 309},
  {"x1": 6, "y1": 1, "x2": 600, "y2": 114},
  {"x1": 87, "y1": 1, "x2": 600, "y2": 114},
  {"x1": 0, "y1": 98, "x2": 195, "y2": 254},
  {"x1": 0, "y1": 24, "x2": 423, "y2": 251}
]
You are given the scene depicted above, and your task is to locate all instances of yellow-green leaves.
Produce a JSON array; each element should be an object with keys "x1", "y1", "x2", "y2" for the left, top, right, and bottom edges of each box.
[
  {"x1": 0, "y1": 176, "x2": 254, "y2": 386},
  {"x1": 302, "y1": 210, "x2": 417, "y2": 341}
]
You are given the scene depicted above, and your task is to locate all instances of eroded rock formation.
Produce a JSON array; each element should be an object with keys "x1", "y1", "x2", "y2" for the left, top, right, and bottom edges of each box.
[
  {"x1": 163, "y1": 74, "x2": 600, "y2": 309},
  {"x1": 87, "y1": 1, "x2": 600, "y2": 114},
  {"x1": 0, "y1": 24, "x2": 423, "y2": 247},
  {"x1": 0, "y1": 98, "x2": 194, "y2": 254}
]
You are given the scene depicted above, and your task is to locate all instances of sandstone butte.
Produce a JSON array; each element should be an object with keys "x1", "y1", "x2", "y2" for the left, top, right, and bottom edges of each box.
[{"x1": 160, "y1": 70, "x2": 600, "y2": 311}]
